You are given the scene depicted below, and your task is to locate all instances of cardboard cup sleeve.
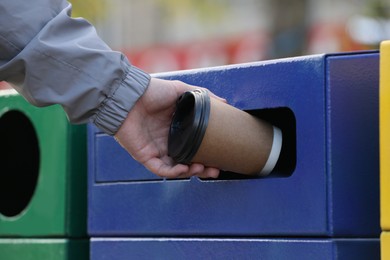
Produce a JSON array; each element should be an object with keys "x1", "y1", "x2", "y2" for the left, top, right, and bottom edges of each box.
[{"x1": 168, "y1": 89, "x2": 282, "y2": 176}]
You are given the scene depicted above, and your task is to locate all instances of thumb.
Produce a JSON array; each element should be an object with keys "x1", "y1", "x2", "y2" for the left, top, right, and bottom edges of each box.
[{"x1": 174, "y1": 81, "x2": 227, "y2": 103}]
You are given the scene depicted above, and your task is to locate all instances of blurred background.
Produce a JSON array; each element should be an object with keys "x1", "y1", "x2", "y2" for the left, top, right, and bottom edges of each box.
[
  {"x1": 76, "y1": 0, "x2": 390, "y2": 73},
  {"x1": 1, "y1": 0, "x2": 390, "y2": 89}
]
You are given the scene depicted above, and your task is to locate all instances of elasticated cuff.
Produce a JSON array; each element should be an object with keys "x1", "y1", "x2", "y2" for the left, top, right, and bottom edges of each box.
[{"x1": 92, "y1": 66, "x2": 151, "y2": 135}]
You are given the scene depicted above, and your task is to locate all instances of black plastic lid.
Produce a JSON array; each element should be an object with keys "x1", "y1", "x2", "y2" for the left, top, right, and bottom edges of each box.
[{"x1": 168, "y1": 89, "x2": 211, "y2": 164}]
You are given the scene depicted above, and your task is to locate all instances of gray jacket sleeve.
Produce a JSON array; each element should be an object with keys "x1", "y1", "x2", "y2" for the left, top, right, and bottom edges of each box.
[{"x1": 0, "y1": 0, "x2": 151, "y2": 135}]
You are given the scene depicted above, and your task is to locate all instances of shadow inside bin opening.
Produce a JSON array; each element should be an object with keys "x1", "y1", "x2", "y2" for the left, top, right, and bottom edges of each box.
[
  {"x1": 0, "y1": 110, "x2": 40, "y2": 217},
  {"x1": 202, "y1": 107, "x2": 297, "y2": 181}
]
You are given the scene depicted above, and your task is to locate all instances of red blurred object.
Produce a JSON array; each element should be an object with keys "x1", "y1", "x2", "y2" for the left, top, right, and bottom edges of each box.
[
  {"x1": 122, "y1": 31, "x2": 270, "y2": 73},
  {"x1": 307, "y1": 22, "x2": 367, "y2": 54},
  {"x1": 0, "y1": 82, "x2": 11, "y2": 90}
]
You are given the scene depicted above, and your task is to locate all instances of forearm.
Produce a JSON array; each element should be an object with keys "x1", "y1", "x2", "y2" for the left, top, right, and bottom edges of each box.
[{"x1": 0, "y1": 0, "x2": 150, "y2": 135}]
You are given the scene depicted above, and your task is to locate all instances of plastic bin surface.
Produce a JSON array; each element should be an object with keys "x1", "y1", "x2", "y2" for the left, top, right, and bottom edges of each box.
[
  {"x1": 90, "y1": 238, "x2": 379, "y2": 260},
  {"x1": 0, "y1": 238, "x2": 88, "y2": 260},
  {"x1": 381, "y1": 40, "x2": 390, "y2": 231},
  {"x1": 88, "y1": 52, "x2": 380, "y2": 237},
  {"x1": 0, "y1": 91, "x2": 87, "y2": 237},
  {"x1": 381, "y1": 232, "x2": 390, "y2": 259}
]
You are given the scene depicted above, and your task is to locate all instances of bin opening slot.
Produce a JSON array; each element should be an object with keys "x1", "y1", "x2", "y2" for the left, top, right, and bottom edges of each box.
[{"x1": 0, "y1": 110, "x2": 40, "y2": 217}]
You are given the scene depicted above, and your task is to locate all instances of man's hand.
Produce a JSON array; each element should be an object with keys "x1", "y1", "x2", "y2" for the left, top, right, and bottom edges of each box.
[{"x1": 115, "y1": 78, "x2": 223, "y2": 179}]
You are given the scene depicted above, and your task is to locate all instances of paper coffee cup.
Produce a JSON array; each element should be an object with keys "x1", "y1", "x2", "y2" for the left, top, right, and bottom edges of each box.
[{"x1": 168, "y1": 89, "x2": 282, "y2": 176}]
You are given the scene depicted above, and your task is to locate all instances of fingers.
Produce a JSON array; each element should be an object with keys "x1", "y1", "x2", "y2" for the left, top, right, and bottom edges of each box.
[
  {"x1": 196, "y1": 167, "x2": 220, "y2": 179},
  {"x1": 145, "y1": 158, "x2": 220, "y2": 179},
  {"x1": 187, "y1": 163, "x2": 220, "y2": 179},
  {"x1": 145, "y1": 158, "x2": 189, "y2": 178}
]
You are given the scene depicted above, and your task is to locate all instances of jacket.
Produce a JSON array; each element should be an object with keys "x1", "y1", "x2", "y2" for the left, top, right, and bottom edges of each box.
[{"x1": 0, "y1": 0, "x2": 151, "y2": 135}]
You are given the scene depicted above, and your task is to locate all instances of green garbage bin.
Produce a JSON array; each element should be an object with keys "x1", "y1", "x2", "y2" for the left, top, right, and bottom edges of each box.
[
  {"x1": 0, "y1": 90, "x2": 87, "y2": 237},
  {"x1": 0, "y1": 238, "x2": 88, "y2": 260}
]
